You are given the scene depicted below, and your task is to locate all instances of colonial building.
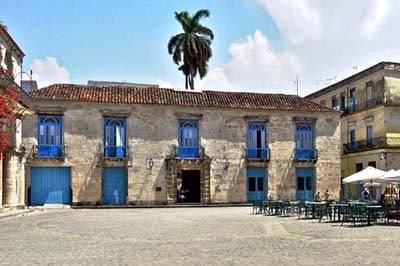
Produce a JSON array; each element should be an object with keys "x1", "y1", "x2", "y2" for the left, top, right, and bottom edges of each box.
[
  {"x1": 0, "y1": 23, "x2": 30, "y2": 207},
  {"x1": 21, "y1": 84, "x2": 341, "y2": 206},
  {"x1": 306, "y1": 62, "x2": 400, "y2": 199},
  {"x1": 0, "y1": 23, "x2": 24, "y2": 81}
]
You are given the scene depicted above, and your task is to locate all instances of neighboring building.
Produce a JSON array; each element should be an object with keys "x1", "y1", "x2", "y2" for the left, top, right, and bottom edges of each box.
[
  {"x1": 0, "y1": 23, "x2": 30, "y2": 207},
  {"x1": 0, "y1": 23, "x2": 24, "y2": 84},
  {"x1": 22, "y1": 84, "x2": 341, "y2": 206},
  {"x1": 306, "y1": 62, "x2": 400, "y2": 199}
]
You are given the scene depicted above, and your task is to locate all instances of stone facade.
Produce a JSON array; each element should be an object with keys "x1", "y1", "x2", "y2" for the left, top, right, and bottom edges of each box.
[
  {"x1": 22, "y1": 98, "x2": 341, "y2": 205},
  {"x1": 0, "y1": 25, "x2": 28, "y2": 208}
]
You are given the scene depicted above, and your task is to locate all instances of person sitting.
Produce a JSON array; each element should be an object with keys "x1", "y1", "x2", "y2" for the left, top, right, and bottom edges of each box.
[
  {"x1": 314, "y1": 191, "x2": 321, "y2": 201},
  {"x1": 324, "y1": 189, "x2": 330, "y2": 201},
  {"x1": 361, "y1": 188, "x2": 369, "y2": 201}
]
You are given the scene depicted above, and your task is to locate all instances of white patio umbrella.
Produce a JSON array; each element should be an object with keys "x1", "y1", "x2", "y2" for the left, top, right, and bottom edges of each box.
[
  {"x1": 377, "y1": 169, "x2": 400, "y2": 200},
  {"x1": 363, "y1": 182, "x2": 381, "y2": 187},
  {"x1": 377, "y1": 169, "x2": 400, "y2": 184},
  {"x1": 342, "y1": 166, "x2": 387, "y2": 184}
]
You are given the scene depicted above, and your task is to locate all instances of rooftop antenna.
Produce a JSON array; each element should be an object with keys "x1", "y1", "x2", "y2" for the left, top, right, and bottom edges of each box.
[
  {"x1": 352, "y1": 65, "x2": 358, "y2": 73},
  {"x1": 294, "y1": 75, "x2": 299, "y2": 96}
]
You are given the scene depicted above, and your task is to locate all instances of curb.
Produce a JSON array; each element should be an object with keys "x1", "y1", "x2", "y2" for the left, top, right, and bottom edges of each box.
[
  {"x1": 0, "y1": 209, "x2": 35, "y2": 219},
  {"x1": 71, "y1": 203, "x2": 253, "y2": 209}
]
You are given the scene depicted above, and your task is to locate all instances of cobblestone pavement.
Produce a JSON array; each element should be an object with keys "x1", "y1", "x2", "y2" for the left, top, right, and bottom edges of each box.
[{"x1": 0, "y1": 207, "x2": 399, "y2": 266}]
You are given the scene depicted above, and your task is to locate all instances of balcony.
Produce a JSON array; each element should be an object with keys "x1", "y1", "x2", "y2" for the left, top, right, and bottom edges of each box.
[
  {"x1": 343, "y1": 97, "x2": 384, "y2": 115},
  {"x1": 245, "y1": 148, "x2": 270, "y2": 161},
  {"x1": 0, "y1": 71, "x2": 30, "y2": 107},
  {"x1": 170, "y1": 146, "x2": 205, "y2": 159},
  {"x1": 101, "y1": 145, "x2": 128, "y2": 160},
  {"x1": 294, "y1": 149, "x2": 318, "y2": 161},
  {"x1": 343, "y1": 137, "x2": 400, "y2": 154},
  {"x1": 32, "y1": 145, "x2": 65, "y2": 159}
]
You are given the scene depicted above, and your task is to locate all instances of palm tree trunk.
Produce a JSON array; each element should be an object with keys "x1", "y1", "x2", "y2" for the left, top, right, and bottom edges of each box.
[{"x1": 190, "y1": 72, "x2": 195, "y2": 90}]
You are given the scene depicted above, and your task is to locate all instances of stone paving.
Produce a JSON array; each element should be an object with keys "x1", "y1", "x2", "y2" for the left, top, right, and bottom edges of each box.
[{"x1": 0, "y1": 207, "x2": 399, "y2": 265}]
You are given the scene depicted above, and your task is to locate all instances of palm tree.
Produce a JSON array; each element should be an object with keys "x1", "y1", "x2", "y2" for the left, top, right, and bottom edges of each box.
[{"x1": 168, "y1": 9, "x2": 214, "y2": 90}]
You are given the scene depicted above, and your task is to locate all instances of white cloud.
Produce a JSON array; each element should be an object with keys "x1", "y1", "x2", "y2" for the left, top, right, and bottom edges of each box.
[
  {"x1": 197, "y1": 66, "x2": 232, "y2": 91},
  {"x1": 156, "y1": 78, "x2": 173, "y2": 88},
  {"x1": 251, "y1": 0, "x2": 400, "y2": 96},
  {"x1": 256, "y1": 0, "x2": 321, "y2": 44},
  {"x1": 363, "y1": 0, "x2": 390, "y2": 36},
  {"x1": 30, "y1": 57, "x2": 70, "y2": 88},
  {"x1": 198, "y1": 30, "x2": 302, "y2": 93}
]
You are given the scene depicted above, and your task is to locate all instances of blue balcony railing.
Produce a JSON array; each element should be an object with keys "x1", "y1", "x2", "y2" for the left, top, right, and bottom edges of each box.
[
  {"x1": 295, "y1": 149, "x2": 318, "y2": 161},
  {"x1": 34, "y1": 145, "x2": 64, "y2": 158},
  {"x1": 178, "y1": 147, "x2": 199, "y2": 158},
  {"x1": 246, "y1": 148, "x2": 270, "y2": 160},
  {"x1": 104, "y1": 145, "x2": 126, "y2": 158}
]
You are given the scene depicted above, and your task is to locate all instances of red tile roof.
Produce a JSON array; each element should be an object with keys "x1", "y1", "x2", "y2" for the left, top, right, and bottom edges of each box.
[{"x1": 30, "y1": 84, "x2": 338, "y2": 113}]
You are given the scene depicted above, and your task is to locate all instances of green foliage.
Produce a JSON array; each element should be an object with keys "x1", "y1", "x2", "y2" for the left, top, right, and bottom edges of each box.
[{"x1": 168, "y1": 9, "x2": 214, "y2": 90}]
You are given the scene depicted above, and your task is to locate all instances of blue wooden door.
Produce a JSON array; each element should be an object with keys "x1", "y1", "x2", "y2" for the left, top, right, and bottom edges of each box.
[
  {"x1": 104, "y1": 117, "x2": 126, "y2": 158},
  {"x1": 366, "y1": 126, "x2": 373, "y2": 146},
  {"x1": 247, "y1": 122, "x2": 267, "y2": 159},
  {"x1": 295, "y1": 124, "x2": 314, "y2": 159},
  {"x1": 247, "y1": 168, "x2": 266, "y2": 202},
  {"x1": 103, "y1": 167, "x2": 127, "y2": 204},
  {"x1": 296, "y1": 168, "x2": 314, "y2": 200},
  {"x1": 30, "y1": 167, "x2": 71, "y2": 205},
  {"x1": 38, "y1": 115, "x2": 62, "y2": 157},
  {"x1": 178, "y1": 120, "x2": 199, "y2": 158}
]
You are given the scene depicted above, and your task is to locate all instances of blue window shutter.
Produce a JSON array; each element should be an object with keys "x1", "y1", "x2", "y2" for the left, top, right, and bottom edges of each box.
[
  {"x1": 295, "y1": 123, "x2": 314, "y2": 159},
  {"x1": 37, "y1": 115, "x2": 63, "y2": 157},
  {"x1": 104, "y1": 117, "x2": 126, "y2": 158},
  {"x1": 178, "y1": 120, "x2": 199, "y2": 158},
  {"x1": 247, "y1": 122, "x2": 267, "y2": 159},
  {"x1": 366, "y1": 126, "x2": 373, "y2": 146}
]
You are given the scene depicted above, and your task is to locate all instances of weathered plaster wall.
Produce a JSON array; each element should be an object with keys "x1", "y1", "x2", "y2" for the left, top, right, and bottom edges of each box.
[{"x1": 22, "y1": 100, "x2": 341, "y2": 204}]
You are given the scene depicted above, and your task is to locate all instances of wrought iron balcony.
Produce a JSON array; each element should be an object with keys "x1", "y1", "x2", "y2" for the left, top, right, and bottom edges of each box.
[
  {"x1": 101, "y1": 145, "x2": 128, "y2": 159},
  {"x1": 343, "y1": 137, "x2": 400, "y2": 154},
  {"x1": 342, "y1": 97, "x2": 384, "y2": 115},
  {"x1": 171, "y1": 146, "x2": 205, "y2": 159},
  {"x1": 32, "y1": 145, "x2": 65, "y2": 159},
  {"x1": 0, "y1": 71, "x2": 30, "y2": 107},
  {"x1": 294, "y1": 149, "x2": 318, "y2": 161},
  {"x1": 245, "y1": 148, "x2": 270, "y2": 161}
]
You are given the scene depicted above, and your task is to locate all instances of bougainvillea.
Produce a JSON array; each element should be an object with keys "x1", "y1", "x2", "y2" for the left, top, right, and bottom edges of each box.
[{"x1": 0, "y1": 73, "x2": 19, "y2": 160}]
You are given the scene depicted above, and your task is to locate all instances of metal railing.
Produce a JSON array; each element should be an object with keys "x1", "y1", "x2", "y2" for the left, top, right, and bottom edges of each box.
[
  {"x1": 343, "y1": 137, "x2": 400, "y2": 154},
  {"x1": 32, "y1": 144, "x2": 65, "y2": 158},
  {"x1": 245, "y1": 148, "x2": 271, "y2": 160},
  {"x1": 101, "y1": 145, "x2": 129, "y2": 159},
  {"x1": 294, "y1": 149, "x2": 318, "y2": 161},
  {"x1": 171, "y1": 146, "x2": 205, "y2": 159},
  {"x1": 343, "y1": 97, "x2": 384, "y2": 115}
]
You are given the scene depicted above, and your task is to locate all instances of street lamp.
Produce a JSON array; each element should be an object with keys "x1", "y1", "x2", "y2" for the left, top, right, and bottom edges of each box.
[
  {"x1": 148, "y1": 158, "x2": 154, "y2": 174},
  {"x1": 14, "y1": 69, "x2": 33, "y2": 90},
  {"x1": 223, "y1": 158, "x2": 230, "y2": 172}
]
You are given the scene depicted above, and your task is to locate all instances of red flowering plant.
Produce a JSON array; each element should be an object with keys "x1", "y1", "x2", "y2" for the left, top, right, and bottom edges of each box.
[{"x1": 0, "y1": 82, "x2": 19, "y2": 160}]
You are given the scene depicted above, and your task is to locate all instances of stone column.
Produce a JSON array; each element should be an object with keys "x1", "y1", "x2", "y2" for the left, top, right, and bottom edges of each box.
[{"x1": 3, "y1": 153, "x2": 17, "y2": 206}]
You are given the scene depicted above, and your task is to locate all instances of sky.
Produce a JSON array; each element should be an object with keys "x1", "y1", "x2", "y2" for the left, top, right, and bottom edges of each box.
[{"x1": 1, "y1": 0, "x2": 400, "y2": 96}]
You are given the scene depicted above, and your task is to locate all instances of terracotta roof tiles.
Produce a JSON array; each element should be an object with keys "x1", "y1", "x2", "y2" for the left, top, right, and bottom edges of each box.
[{"x1": 30, "y1": 84, "x2": 338, "y2": 113}]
